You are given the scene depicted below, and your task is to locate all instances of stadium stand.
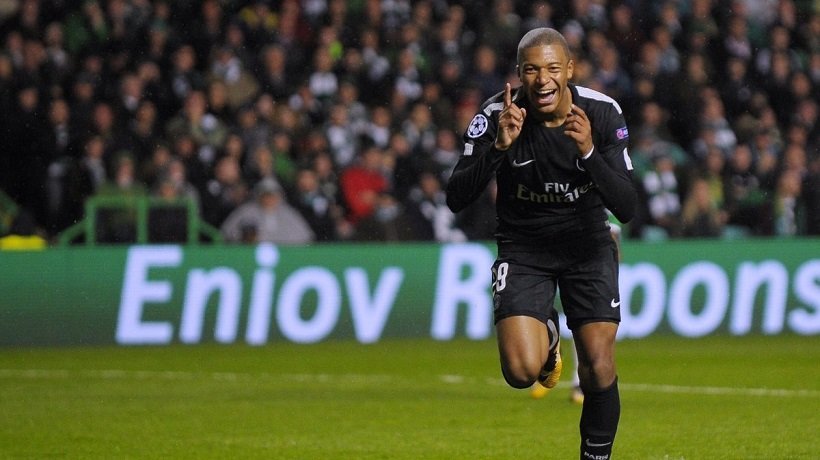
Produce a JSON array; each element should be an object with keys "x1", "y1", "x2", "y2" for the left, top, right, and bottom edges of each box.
[{"x1": 0, "y1": 0, "x2": 817, "y2": 245}]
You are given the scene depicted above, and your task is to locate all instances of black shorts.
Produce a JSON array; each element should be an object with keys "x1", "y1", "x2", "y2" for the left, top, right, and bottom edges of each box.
[{"x1": 491, "y1": 232, "x2": 621, "y2": 331}]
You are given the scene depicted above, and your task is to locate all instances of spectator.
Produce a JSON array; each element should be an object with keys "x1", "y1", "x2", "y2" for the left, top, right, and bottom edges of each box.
[
  {"x1": 405, "y1": 171, "x2": 466, "y2": 243},
  {"x1": 149, "y1": 175, "x2": 192, "y2": 244},
  {"x1": 235, "y1": 1, "x2": 278, "y2": 50},
  {"x1": 243, "y1": 143, "x2": 280, "y2": 187},
  {"x1": 593, "y1": 43, "x2": 631, "y2": 102},
  {"x1": 720, "y1": 57, "x2": 756, "y2": 120},
  {"x1": 469, "y1": 44, "x2": 505, "y2": 102},
  {"x1": 324, "y1": 103, "x2": 359, "y2": 168},
  {"x1": 290, "y1": 168, "x2": 341, "y2": 242},
  {"x1": 201, "y1": 155, "x2": 248, "y2": 228},
  {"x1": 205, "y1": 79, "x2": 234, "y2": 124},
  {"x1": 724, "y1": 143, "x2": 766, "y2": 234},
  {"x1": 166, "y1": 44, "x2": 206, "y2": 107},
  {"x1": 386, "y1": 131, "x2": 420, "y2": 201},
  {"x1": 62, "y1": 0, "x2": 109, "y2": 55},
  {"x1": 720, "y1": 14, "x2": 753, "y2": 63},
  {"x1": 339, "y1": 144, "x2": 389, "y2": 225},
  {"x1": 640, "y1": 151, "x2": 682, "y2": 238},
  {"x1": 336, "y1": 81, "x2": 369, "y2": 139},
  {"x1": 187, "y1": 0, "x2": 225, "y2": 66},
  {"x1": 94, "y1": 152, "x2": 146, "y2": 243},
  {"x1": 353, "y1": 192, "x2": 423, "y2": 242},
  {"x1": 802, "y1": 154, "x2": 820, "y2": 236},
  {"x1": 308, "y1": 45, "x2": 339, "y2": 107},
  {"x1": 0, "y1": 210, "x2": 47, "y2": 250},
  {"x1": 122, "y1": 99, "x2": 162, "y2": 165},
  {"x1": 420, "y1": 80, "x2": 455, "y2": 133},
  {"x1": 7, "y1": 83, "x2": 49, "y2": 226},
  {"x1": 362, "y1": 105, "x2": 393, "y2": 149},
  {"x1": 680, "y1": 177, "x2": 727, "y2": 238},
  {"x1": 311, "y1": 151, "x2": 341, "y2": 211},
  {"x1": 606, "y1": 3, "x2": 644, "y2": 63},
  {"x1": 234, "y1": 103, "x2": 269, "y2": 156},
  {"x1": 221, "y1": 177, "x2": 314, "y2": 245},
  {"x1": 401, "y1": 102, "x2": 437, "y2": 156},
  {"x1": 165, "y1": 89, "x2": 228, "y2": 166},
  {"x1": 392, "y1": 47, "x2": 424, "y2": 103},
  {"x1": 159, "y1": 157, "x2": 201, "y2": 213},
  {"x1": 257, "y1": 43, "x2": 293, "y2": 102},
  {"x1": 771, "y1": 170, "x2": 805, "y2": 237},
  {"x1": 209, "y1": 46, "x2": 259, "y2": 111},
  {"x1": 356, "y1": 27, "x2": 392, "y2": 105},
  {"x1": 651, "y1": 25, "x2": 681, "y2": 76},
  {"x1": 430, "y1": 128, "x2": 461, "y2": 182}
]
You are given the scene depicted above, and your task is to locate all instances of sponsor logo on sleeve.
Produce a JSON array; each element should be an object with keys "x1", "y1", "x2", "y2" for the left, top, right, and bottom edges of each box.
[{"x1": 615, "y1": 127, "x2": 629, "y2": 140}]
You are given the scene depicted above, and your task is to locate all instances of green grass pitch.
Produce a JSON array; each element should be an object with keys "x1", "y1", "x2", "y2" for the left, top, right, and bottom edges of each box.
[{"x1": 1, "y1": 335, "x2": 818, "y2": 459}]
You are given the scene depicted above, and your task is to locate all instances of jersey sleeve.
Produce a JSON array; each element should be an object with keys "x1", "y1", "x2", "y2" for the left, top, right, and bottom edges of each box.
[
  {"x1": 579, "y1": 103, "x2": 638, "y2": 223},
  {"x1": 445, "y1": 102, "x2": 506, "y2": 213}
]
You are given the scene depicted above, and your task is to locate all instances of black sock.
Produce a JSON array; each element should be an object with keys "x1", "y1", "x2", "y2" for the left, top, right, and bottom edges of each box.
[{"x1": 579, "y1": 377, "x2": 620, "y2": 460}]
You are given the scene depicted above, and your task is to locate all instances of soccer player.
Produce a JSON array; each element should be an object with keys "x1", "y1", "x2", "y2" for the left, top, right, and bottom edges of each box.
[{"x1": 446, "y1": 28, "x2": 636, "y2": 460}]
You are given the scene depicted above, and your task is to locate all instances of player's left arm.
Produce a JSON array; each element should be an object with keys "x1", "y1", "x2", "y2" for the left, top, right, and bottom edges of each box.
[{"x1": 564, "y1": 103, "x2": 637, "y2": 223}]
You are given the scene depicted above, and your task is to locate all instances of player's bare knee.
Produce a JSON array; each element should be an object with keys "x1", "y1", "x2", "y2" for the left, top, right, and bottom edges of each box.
[
  {"x1": 501, "y1": 361, "x2": 540, "y2": 389},
  {"x1": 503, "y1": 370, "x2": 537, "y2": 389},
  {"x1": 580, "y1": 358, "x2": 616, "y2": 391}
]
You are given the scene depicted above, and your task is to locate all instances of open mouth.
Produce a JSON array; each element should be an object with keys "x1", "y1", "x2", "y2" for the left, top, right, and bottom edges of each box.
[{"x1": 534, "y1": 88, "x2": 558, "y2": 106}]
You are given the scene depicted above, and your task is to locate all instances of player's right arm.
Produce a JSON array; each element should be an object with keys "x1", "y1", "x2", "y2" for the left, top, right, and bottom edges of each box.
[{"x1": 446, "y1": 85, "x2": 523, "y2": 213}]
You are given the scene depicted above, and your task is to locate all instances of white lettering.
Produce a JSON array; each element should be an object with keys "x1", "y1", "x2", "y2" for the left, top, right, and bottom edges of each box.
[
  {"x1": 116, "y1": 246, "x2": 181, "y2": 345},
  {"x1": 180, "y1": 268, "x2": 242, "y2": 343},
  {"x1": 789, "y1": 260, "x2": 820, "y2": 334},
  {"x1": 618, "y1": 263, "x2": 666, "y2": 339},
  {"x1": 346, "y1": 267, "x2": 404, "y2": 344},
  {"x1": 730, "y1": 261, "x2": 788, "y2": 335},
  {"x1": 431, "y1": 244, "x2": 494, "y2": 340},
  {"x1": 277, "y1": 267, "x2": 340, "y2": 343},
  {"x1": 246, "y1": 244, "x2": 280, "y2": 345},
  {"x1": 668, "y1": 262, "x2": 729, "y2": 337}
]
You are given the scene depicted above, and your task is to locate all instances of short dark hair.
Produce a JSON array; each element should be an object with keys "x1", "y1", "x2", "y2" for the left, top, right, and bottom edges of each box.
[{"x1": 516, "y1": 28, "x2": 571, "y2": 65}]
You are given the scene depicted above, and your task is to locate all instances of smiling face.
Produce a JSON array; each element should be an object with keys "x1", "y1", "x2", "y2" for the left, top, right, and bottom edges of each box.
[{"x1": 517, "y1": 43, "x2": 574, "y2": 123}]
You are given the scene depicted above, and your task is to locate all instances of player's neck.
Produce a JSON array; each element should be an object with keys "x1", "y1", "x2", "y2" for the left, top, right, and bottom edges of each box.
[{"x1": 536, "y1": 94, "x2": 572, "y2": 128}]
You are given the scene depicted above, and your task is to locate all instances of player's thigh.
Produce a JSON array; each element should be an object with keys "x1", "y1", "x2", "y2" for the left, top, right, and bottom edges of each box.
[
  {"x1": 491, "y1": 253, "x2": 557, "y2": 325},
  {"x1": 559, "y1": 238, "x2": 620, "y2": 330},
  {"x1": 496, "y1": 315, "x2": 550, "y2": 373}
]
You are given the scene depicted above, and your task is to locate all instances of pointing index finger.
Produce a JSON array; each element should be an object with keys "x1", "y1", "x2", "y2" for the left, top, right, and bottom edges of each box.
[{"x1": 504, "y1": 83, "x2": 512, "y2": 107}]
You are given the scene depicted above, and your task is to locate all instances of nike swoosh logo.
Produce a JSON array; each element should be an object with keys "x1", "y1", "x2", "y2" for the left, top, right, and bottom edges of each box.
[
  {"x1": 585, "y1": 439, "x2": 612, "y2": 448},
  {"x1": 610, "y1": 299, "x2": 620, "y2": 308},
  {"x1": 512, "y1": 159, "x2": 534, "y2": 167}
]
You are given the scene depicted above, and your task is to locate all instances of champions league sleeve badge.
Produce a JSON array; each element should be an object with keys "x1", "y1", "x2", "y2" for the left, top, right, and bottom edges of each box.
[{"x1": 466, "y1": 114, "x2": 489, "y2": 138}]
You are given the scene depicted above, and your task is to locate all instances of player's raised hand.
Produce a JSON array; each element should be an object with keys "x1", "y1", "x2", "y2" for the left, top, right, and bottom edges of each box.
[
  {"x1": 494, "y1": 83, "x2": 526, "y2": 151},
  {"x1": 564, "y1": 104, "x2": 593, "y2": 157}
]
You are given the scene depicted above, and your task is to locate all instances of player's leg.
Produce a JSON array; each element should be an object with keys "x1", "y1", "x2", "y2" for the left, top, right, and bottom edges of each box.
[
  {"x1": 559, "y1": 232, "x2": 621, "y2": 459},
  {"x1": 492, "y1": 252, "x2": 560, "y2": 389},
  {"x1": 496, "y1": 315, "x2": 551, "y2": 388},
  {"x1": 573, "y1": 322, "x2": 619, "y2": 460}
]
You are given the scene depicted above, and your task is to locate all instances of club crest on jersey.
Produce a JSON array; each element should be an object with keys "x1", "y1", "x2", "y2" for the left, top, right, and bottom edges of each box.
[
  {"x1": 616, "y1": 127, "x2": 629, "y2": 140},
  {"x1": 466, "y1": 114, "x2": 489, "y2": 138}
]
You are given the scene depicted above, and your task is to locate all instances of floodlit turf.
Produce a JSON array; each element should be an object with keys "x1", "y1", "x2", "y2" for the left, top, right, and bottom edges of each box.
[{"x1": 1, "y1": 335, "x2": 818, "y2": 459}]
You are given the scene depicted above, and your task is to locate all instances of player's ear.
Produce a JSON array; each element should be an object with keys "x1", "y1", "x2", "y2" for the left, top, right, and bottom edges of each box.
[
  {"x1": 567, "y1": 59, "x2": 574, "y2": 81},
  {"x1": 516, "y1": 64, "x2": 522, "y2": 80}
]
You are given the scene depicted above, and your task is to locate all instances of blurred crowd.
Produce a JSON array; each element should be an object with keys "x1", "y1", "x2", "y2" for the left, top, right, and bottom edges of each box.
[{"x1": 0, "y1": 0, "x2": 818, "y2": 246}]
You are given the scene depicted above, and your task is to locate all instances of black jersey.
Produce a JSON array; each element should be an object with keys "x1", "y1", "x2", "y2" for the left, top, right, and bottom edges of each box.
[{"x1": 446, "y1": 84, "x2": 637, "y2": 244}]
